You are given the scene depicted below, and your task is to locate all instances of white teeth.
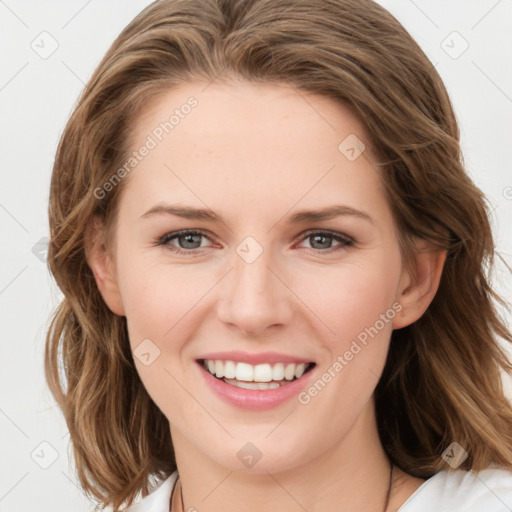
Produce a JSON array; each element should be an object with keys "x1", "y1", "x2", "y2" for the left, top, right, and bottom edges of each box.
[
  {"x1": 259, "y1": 382, "x2": 280, "y2": 390},
  {"x1": 203, "y1": 359, "x2": 312, "y2": 382},
  {"x1": 235, "y1": 362, "x2": 254, "y2": 382},
  {"x1": 224, "y1": 378, "x2": 283, "y2": 390},
  {"x1": 272, "y1": 363, "x2": 285, "y2": 381},
  {"x1": 215, "y1": 360, "x2": 224, "y2": 379},
  {"x1": 224, "y1": 360, "x2": 236, "y2": 379},
  {"x1": 254, "y1": 364, "x2": 273, "y2": 382},
  {"x1": 295, "y1": 363, "x2": 307, "y2": 379},
  {"x1": 227, "y1": 379, "x2": 259, "y2": 390},
  {"x1": 284, "y1": 363, "x2": 296, "y2": 380}
]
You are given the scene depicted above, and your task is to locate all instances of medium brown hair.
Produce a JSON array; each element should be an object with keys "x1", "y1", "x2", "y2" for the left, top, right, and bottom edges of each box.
[{"x1": 45, "y1": 0, "x2": 512, "y2": 509}]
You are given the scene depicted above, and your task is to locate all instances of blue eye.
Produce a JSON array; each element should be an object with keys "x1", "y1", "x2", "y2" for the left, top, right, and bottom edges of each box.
[
  {"x1": 156, "y1": 230, "x2": 211, "y2": 255},
  {"x1": 155, "y1": 229, "x2": 354, "y2": 255},
  {"x1": 299, "y1": 230, "x2": 354, "y2": 252}
]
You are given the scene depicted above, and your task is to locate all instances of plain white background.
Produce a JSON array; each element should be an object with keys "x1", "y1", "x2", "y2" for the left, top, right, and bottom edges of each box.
[{"x1": 1, "y1": 1, "x2": 511, "y2": 510}]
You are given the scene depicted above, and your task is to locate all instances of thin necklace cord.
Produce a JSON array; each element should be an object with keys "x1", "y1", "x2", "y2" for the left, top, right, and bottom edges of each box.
[{"x1": 174, "y1": 462, "x2": 395, "y2": 512}]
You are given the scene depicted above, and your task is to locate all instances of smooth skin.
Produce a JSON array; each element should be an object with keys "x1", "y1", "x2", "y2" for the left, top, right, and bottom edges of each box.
[{"x1": 86, "y1": 79, "x2": 446, "y2": 512}]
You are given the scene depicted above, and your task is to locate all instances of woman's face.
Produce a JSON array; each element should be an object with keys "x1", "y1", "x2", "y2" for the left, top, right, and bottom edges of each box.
[{"x1": 98, "y1": 80, "x2": 415, "y2": 473}]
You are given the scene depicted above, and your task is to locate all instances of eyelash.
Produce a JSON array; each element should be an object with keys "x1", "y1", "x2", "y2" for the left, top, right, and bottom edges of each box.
[{"x1": 155, "y1": 229, "x2": 354, "y2": 256}]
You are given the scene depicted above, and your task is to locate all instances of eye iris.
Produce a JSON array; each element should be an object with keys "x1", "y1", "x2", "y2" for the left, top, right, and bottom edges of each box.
[
  {"x1": 310, "y1": 234, "x2": 332, "y2": 249},
  {"x1": 179, "y1": 233, "x2": 202, "y2": 249}
]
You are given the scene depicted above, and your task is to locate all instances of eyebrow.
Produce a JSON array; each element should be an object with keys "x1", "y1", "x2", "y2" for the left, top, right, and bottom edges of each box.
[{"x1": 141, "y1": 203, "x2": 374, "y2": 225}]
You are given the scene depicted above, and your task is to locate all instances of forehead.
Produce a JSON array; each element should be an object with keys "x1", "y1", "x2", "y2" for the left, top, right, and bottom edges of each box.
[
  {"x1": 119, "y1": 80, "x2": 388, "y2": 225},
  {"x1": 133, "y1": 79, "x2": 370, "y2": 154}
]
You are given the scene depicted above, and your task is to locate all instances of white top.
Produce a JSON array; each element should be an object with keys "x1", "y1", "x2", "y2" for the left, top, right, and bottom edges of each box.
[{"x1": 122, "y1": 467, "x2": 512, "y2": 511}]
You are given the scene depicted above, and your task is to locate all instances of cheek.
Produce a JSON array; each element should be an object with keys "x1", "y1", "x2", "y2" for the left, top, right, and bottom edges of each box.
[
  {"x1": 119, "y1": 275, "x2": 164, "y2": 347},
  {"x1": 115, "y1": 250, "x2": 195, "y2": 343},
  {"x1": 118, "y1": 263, "x2": 190, "y2": 410},
  {"x1": 302, "y1": 256, "x2": 401, "y2": 345}
]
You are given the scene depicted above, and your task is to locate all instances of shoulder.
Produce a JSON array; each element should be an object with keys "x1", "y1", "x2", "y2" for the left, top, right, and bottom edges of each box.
[
  {"x1": 399, "y1": 465, "x2": 512, "y2": 511},
  {"x1": 121, "y1": 471, "x2": 178, "y2": 512}
]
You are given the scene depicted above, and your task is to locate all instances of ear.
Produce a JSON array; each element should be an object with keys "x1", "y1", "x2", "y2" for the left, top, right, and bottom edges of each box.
[
  {"x1": 392, "y1": 239, "x2": 447, "y2": 330},
  {"x1": 84, "y1": 216, "x2": 125, "y2": 316}
]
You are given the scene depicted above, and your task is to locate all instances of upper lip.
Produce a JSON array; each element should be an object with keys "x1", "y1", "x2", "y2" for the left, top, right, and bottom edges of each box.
[{"x1": 197, "y1": 351, "x2": 314, "y2": 365}]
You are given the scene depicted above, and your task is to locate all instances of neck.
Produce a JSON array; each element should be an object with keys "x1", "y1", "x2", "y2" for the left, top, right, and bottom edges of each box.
[{"x1": 171, "y1": 402, "x2": 400, "y2": 512}]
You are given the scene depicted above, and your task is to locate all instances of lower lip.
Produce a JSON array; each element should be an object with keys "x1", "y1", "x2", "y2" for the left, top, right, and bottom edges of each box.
[{"x1": 197, "y1": 362, "x2": 315, "y2": 411}]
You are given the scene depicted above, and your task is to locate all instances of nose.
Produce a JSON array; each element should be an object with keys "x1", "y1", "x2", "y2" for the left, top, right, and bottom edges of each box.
[{"x1": 216, "y1": 246, "x2": 294, "y2": 337}]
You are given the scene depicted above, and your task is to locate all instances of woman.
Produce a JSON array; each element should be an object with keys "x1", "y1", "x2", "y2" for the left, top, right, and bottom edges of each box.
[{"x1": 45, "y1": 0, "x2": 512, "y2": 510}]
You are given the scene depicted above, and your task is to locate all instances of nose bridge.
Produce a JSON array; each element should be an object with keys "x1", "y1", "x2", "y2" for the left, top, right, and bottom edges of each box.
[{"x1": 216, "y1": 237, "x2": 293, "y2": 334}]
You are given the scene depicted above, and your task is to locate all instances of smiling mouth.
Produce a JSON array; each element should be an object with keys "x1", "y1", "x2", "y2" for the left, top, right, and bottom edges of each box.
[{"x1": 198, "y1": 359, "x2": 316, "y2": 390}]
